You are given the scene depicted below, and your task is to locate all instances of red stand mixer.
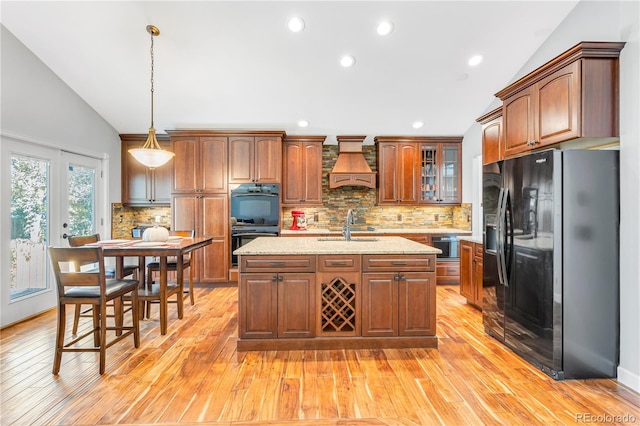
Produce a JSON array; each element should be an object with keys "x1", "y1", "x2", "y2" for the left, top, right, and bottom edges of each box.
[{"x1": 290, "y1": 210, "x2": 307, "y2": 230}]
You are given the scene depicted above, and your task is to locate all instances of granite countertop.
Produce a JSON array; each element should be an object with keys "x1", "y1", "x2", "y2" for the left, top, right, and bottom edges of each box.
[
  {"x1": 234, "y1": 236, "x2": 442, "y2": 255},
  {"x1": 280, "y1": 228, "x2": 472, "y2": 236},
  {"x1": 458, "y1": 235, "x2": 483, "y2": 244}
]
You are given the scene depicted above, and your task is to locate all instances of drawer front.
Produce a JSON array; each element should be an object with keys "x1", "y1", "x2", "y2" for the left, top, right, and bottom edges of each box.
[
  {"x1": 240, "y1": 255, "x2": 316, "y2": 273},
  {"x1": 363, "y1": 255, "x2": 435, "y2": 272},
  {"x1": 436, "y1": 262, "x2": 460, "y2": 277},
  {"x1": 318, "y1": 255, "x2": 361, "y2": 272},
  {"x1": 475, "y1": 243, "x2": 484, "y2": 257}
]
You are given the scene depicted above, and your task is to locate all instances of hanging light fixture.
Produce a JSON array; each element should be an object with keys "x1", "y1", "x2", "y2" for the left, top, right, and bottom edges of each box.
[{"x1": 129, "y1": 25, "x2": 175, "y2": 169}]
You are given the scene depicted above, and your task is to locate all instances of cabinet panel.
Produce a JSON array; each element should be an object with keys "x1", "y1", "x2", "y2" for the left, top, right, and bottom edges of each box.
[
  {"x1": 200, "y1": 195, "x2": 229, "y2": 282},
  {"x1": 200, "y1": 137, "x2": 228, "y2": 192},
  {"x1": 229, "y1": 136, "x2": 282, "y2": 184},
  {"x1": 239, "y1": 274, "x2": 277, "y2": 339},
  {"x1": 459, "y1": 240, "x2": 474, "y2": 301},
  {"x1": 503, "y1": 90, "x2": 535, "y2": 158},
  {"x1": 479, "y1": 109, "x2": 503, "y2": 165},
  {"x1": 255, "y1": 137, "x2": 282, "y2": 183},
  {"x1": 228, "y1": 137, "x2": 253, "y2": 183},
  {"x1": 398, "y1": 272, "x2": 436, "y2": 336},
  {"x1": 376, "y1": 142, "x2": 418, "y2": 205},
  {"x1": 537, "y1": 61, "x2": 581, "y2": 146},
  {"x1": 172, "y1": 138, "x2": 199, "y2": 192},
  {"x1": 171, "y1": 194, "x2": 229, "y2": 282},
  {"x1": 474, "y1": 252, "x2": 483, "y2": 308},
  {"x1": 362, "y1": 273, "x2": 398, "y2": 337},
  {"x1": 283, "y1": 139, "x2": 323, "y2": 205},
  {"x1": 278, "y1": 273, "x2": 315, "y2": 338}
]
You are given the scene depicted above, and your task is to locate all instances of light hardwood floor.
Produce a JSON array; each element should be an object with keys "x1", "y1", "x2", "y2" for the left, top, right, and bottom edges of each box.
[{"x1": 1, "y1": 284, "x2": 639, "y2": 425}]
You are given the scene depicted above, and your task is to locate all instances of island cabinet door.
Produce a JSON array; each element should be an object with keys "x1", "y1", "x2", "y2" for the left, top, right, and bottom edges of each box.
[
  {"x1": 278, "y1": 273, "x2": 315, "y2": 338},
  {"x1": 398, "y1": 272, "x2": 436, "y2": 336},
  {"x1": 239, "y1": 274, "x2": 277, "y2": 339},
  {"x1": 362, "y1": 273, "x2": 399, "y2": 337}
]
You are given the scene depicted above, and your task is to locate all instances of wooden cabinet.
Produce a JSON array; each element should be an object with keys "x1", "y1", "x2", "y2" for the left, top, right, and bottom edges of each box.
[
  {"x1": 238, "y1": 255, "x2": 316, "y2": 339},
  {"x1": 376, "y1": 140, "x2": 419, "y2": 205},
  {"x1": 120, "y1": 135, "x2": 172, "y2": 206},
  {"x1": 171, "y1": 194, "x2": 229, "y2": 283},
  {"x1": 460, "y1": 240, "x2": 483, "y2": 308},
  {"x1": 362, "y1": 254, "x2": 436, "y2": 337},
  {"x1": 171, "y1": 136, "x2": 227, "y2": 193},
  {"x1": 375, "y1": 136, "x2": 462, "y2": 206},
  {"x1": 229, "y1": 133, "x2": 284, "y2": 184},
  {"x1": 477, "y1": 107, "x2": 503, "y2": 165},
  {"x1": 168, "y1": 132, "x2": 230, "y2": 282},
  {"x1": 496, "y1": 42, "x2": 625, "y2": 158},
  {"x1": 419, "y1": 141, "x2": 462, "y2": 204},
  {"x1": 282, "y1": 136, "x2": 325, "y2": 205}
]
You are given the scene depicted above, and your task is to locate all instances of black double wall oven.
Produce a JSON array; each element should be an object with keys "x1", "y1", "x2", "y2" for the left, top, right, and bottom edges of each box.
[{"x1": 230, "y1": 184, "x2": 280, "y2": 266}]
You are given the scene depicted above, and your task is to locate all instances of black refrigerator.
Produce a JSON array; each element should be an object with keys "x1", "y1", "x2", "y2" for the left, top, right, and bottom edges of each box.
[{"x1": 482, "y1": 149, "x2": 619, "y2": 380}]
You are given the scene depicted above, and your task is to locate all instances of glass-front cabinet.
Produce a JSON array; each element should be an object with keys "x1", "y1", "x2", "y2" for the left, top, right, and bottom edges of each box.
[{"x1": 420, "y1": 142, "x2": 461, "y2": 205}]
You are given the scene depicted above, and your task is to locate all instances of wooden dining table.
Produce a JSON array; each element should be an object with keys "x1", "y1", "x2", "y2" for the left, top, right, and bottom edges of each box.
[{"x1": 89, "y1": 236, "x2": 213, "y2": 334}]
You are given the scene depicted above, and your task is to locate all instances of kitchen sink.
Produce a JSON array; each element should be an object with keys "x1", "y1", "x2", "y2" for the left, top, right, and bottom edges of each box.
[{"x1": 317, "y1": 237, "x2": 379, "y2": 242}]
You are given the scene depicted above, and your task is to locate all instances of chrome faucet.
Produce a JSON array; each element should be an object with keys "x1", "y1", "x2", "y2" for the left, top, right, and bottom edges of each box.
[{"x1": 343, "y1": 208, "x2": 355, "y2": 241}]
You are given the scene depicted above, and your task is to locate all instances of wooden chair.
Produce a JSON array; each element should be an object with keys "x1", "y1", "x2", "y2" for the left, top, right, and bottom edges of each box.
[
  {"x1": 146, "y1": 230, "x2": 196, "y2": 309},
  {"x1": 48, "y1": 246, "x2": 140, "y2": 375},
  {"x1": 68, "y1": 233, "x2": 139, "y2": 335}
]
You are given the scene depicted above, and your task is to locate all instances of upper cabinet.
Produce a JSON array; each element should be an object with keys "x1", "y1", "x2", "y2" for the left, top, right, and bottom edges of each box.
[
  {"x1": 376, "y1": 139, "x2": 419, "y2": 205},
  {"x1": 375, "y1": 136, "x2": 462, "y2": 206},
  {"x1": 229, "y1": 132, "x2": 284, "y2": 184},
  {"x1": 419, "y1": 141, "x2": 462, "y2": 204},
  {"x1": 120, "y1": 134, "x2": 172, "y2": 206},
  {"x1": 495, "y1": 41, "x2": 625, "y2": 158},
  {"x1": 477, "y1": 107, "x2": 503, "y2": 165},
  {"x1": 170, "y1": 135, "x2": 227, "y2": 194},
  {"x1": 282, "y1": 136, "x2": 325, "y2": 206}
]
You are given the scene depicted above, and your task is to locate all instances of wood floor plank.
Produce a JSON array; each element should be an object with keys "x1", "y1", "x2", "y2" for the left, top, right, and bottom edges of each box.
[{"x1": 1, "y1": 284, "x2": 639, "y2": 426}]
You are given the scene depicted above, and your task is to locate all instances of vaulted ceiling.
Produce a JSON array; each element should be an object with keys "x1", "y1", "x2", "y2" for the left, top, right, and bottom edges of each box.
[{"x1": 1, "y1": 1, "x2": 579, "y2": 143}]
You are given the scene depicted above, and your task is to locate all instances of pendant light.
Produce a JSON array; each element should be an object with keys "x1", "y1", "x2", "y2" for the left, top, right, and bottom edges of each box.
[{"x1": 129, "y1": 25, "x2": 175, "y2": 169}]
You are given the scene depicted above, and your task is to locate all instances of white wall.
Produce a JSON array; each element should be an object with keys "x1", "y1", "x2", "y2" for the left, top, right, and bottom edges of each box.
[
  {"x1": 1, "y1": 25, "x2": 122, "y2": 205},
  {"x1": 462, "y1": 0, "x2": 640, "y2": 392}
]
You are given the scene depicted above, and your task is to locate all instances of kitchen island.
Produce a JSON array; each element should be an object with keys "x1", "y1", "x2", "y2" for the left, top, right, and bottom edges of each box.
[{"x1": 234, "y1": 236, "x2": 441, "y2": 351}]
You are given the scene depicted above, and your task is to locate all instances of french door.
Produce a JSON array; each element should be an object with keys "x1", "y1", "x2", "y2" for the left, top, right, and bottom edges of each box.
[{"x1": 1, "y1": 139, "x2": 105, "y2": 326}]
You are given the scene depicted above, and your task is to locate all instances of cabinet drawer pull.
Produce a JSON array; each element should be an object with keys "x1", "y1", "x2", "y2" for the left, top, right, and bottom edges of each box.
[
  {"x1": 391, "y1": 261, "x2": 408, "y2": 265},
  {"x1": 329, "y1": 261, "x2": 348, "y2": 266},
  {"x1": 270, "y1": 261, "x2": 286, "y2": 267}
]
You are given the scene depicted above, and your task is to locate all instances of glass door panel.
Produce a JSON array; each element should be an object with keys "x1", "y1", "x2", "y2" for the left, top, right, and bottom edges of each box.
[
  {"x1": 9, "y1": 154, "x2": 51, "y2": 300},
  {"x1": 62, "y1": 152, "x2": 99, "y2": 239},
  {"x1": 440, "y1": 144, "x2": 460, "y2": 203},
  {"x1": 420, "y1": 145, "x2": 438, "y2": 202}
]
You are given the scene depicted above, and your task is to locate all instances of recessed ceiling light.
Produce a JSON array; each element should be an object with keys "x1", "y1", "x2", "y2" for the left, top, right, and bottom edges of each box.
[
  {"x1": 468, "y1": 55, "x2": 483, "y2": 66},
  {"x1": 377, "y1": 21, "x2": 394, "y2": 36},
  {"x1": 297, "y1": 120, "x2": 309, "y2": 127},
  {"x1": 340, "y1": 55, "x2": 356, "y2": 68},
  {"x1": 412, "y1": 121, "x2": 424, "y2": 129},
  {"x1": 288, "y1": 17, "x2": 305, "y2": 32}
]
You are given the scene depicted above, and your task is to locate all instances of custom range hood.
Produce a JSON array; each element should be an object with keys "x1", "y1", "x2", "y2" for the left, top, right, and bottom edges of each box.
[{"x1": 329, "y1": 136, "x2": 377, "y2": 189}]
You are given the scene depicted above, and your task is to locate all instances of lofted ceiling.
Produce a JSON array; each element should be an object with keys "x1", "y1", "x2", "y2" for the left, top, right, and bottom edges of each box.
[{"x1": 1, "y1": 1, "x2": 579, "y2": 144}]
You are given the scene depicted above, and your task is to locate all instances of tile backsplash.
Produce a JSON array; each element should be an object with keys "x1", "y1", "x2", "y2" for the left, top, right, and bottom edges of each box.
[{"x1": 111, "y1": 203, "x2": 170, "y2": 239}]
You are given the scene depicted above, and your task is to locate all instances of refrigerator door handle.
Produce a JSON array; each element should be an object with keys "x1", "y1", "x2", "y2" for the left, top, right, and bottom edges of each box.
[
  {"x1": 505, "y1": 189, "x2": 514, "y2": 287},
  {"x1": 503, "y1": 188, "x2": 513, "y2": 287},
  {"x1": 498, "y1": 187, "x2": 510, "y2": 287},
  {"x1": 496, "y1": 188, "x2": 507, "y2": 286}
]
